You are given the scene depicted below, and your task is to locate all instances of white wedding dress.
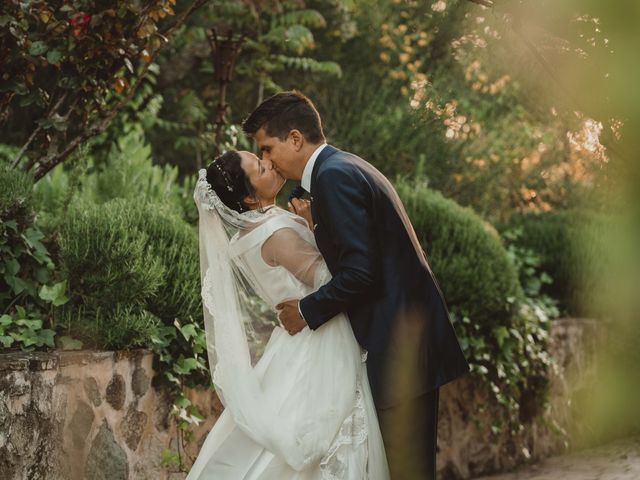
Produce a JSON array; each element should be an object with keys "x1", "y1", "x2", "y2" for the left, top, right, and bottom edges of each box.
[{"x1": 187, "y1": 204, "x2": 389, "y2": 480}]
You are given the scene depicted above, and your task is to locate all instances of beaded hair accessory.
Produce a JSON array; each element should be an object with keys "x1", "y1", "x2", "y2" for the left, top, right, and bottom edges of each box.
[
  {"x1": 195, "y1": 169, "x2": 265, "y2": 223},
  {"x1": 208, "y1": 160, "x2": 248, "y2": 212},
  {"x1": 214, "y1": 161, "x2": 235, "y2": 193}
]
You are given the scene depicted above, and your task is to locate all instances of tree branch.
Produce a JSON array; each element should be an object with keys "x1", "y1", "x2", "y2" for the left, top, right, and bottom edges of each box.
[
  {"x1": 30, "y1": 0, "x2": 212, "y2": 181},
  {"x1": 12, "y1": 93, "x2": 68, "y2": 169}
]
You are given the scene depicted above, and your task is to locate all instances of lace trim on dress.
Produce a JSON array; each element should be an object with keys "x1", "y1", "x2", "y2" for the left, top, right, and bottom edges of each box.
[
  {"x1": 201, "y1": 267, "x2": 216, "y2": 318},
  {"x1": 319, "y1": 379, "x2": 369, "y2": 480},
  {"x1": 201, "y1": 268, "x2": 223, "y2": 387}
]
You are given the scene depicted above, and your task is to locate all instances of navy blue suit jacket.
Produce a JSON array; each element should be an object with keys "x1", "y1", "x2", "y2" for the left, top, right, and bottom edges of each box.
[{"x1": 299, "y1": 145, "x2": 470, "y2": 409}]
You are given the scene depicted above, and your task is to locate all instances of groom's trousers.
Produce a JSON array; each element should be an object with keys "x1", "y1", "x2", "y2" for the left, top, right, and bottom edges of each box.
[{"x1": 377, "y1": 388, "x2": 440, "y2": 480}]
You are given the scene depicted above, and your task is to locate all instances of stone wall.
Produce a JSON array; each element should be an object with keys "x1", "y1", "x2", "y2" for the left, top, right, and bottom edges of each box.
[
  {"x1": 437, "y1": 318, "x2": 603, "y2": 479},
  {"x1": 0, "y1": 318, "x2": 602, "y2": 479},
  {"x1": 0, "y1": 350, "x2": 220, "y2": 480}
]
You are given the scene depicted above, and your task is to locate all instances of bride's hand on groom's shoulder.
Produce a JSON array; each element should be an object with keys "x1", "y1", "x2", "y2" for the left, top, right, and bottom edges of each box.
[
  {"x1": 276, "y1": 299, "x2": 307, "y2": 335},
  {"x1": 288, "y1": 198, "x2": 314, "y2": 231}
]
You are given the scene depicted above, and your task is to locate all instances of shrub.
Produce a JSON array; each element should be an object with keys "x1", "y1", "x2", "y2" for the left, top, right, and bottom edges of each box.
[
  {"x1": 32, "y1": 126, "x2": 203, "y2": 235},
  {"x1": 0, "y1": 161, "x2": 33, "y2": 223},
  {"x1": 396, "y1": 179, "x2": 552, "y2": 431},
  {"x1": 1, "y1": 164, "x2": 69, "y2": 351},
  {"x1": 502, "y1": 228, "x2": 560, "y2": 321},
  {"x1": 85, "y1": 127, "x2": 185, "y2": 210},
  {"x1": 498, "y1": 210, "x2": 612, "y2": 318},
  {"x1": 396, "y1": 179, "x2": 523, "y2": 326},
  {"x1": 56, "y1": 197, "x2": 200, "y2": 349},
  {"x1": 57, "y1": 303, "x2": 160, "y2": 351},
  {"x1": 57, "y1": 199, "x2": 166, "y2": 310},
  {"x1": 112, "y1": 199, "x2": 201, "y2": 324}
]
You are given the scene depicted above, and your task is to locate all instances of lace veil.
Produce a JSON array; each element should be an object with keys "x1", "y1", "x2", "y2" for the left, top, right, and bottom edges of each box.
[
  {"x1": 195, "y1": 168, "x2": 276, "y2": 372},
  {"x1": 193, "y1": 168, "x2": 337, "y2": 469}
]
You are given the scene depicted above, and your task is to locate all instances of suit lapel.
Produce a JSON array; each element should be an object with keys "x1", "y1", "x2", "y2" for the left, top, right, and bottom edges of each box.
[{"x1": 310, "y1": 145, "x2": 338, "y2": 248}]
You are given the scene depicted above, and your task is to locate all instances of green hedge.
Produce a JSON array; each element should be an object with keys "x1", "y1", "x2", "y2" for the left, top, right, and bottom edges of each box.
[
  {"x1": 122, "y1": 200, "x2": 201, "y2": 323},
  {"x1": 57, "y1": 304, "x2": 160, "y2": 351},
  {"x1": 57, "y1": 199, "x2": 165, "y2": 310},
  {"x1": 396, "y1": 179, "x2": 523, "y2": 327},
  {"x1": 396, "y1": 179, "x2": 553, "y2": 427},
  {"x1": 56, "y1": 198, "x2": 201, "y2": 349},
  {"x1": 498, "y1": 210, "x2": 611, "y2": 318}
]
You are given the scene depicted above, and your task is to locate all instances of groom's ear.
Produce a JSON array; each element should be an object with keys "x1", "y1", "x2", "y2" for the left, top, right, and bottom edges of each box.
[{"x1": 288, "y1": 129, "x2": 304, "y2": 151}]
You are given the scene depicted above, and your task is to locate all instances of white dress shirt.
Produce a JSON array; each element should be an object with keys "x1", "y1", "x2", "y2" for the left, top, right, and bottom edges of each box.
[{"x1": 301, "y1": 143, "x2": 327, "y2": 194}]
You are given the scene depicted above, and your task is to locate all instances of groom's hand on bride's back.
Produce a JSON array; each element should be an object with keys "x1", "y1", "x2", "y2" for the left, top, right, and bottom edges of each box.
[{"x1": 276, "y1": 299, "x2": 307, "y2": 335}]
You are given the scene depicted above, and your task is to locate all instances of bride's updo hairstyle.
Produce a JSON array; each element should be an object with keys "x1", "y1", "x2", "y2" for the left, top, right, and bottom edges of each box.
[{"x1": 206, "y1": 151, "x2": 256, "y2": 213}]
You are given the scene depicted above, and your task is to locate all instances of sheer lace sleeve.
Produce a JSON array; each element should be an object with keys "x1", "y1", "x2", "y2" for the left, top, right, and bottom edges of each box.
[{"x1": 261, "y1": 225, "x2": 324, "y2": 288}]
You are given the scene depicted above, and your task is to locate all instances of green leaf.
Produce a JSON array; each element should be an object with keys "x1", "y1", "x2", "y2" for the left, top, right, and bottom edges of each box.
[
  {"x1": 278, "y1": 10, "x2": 326, "y2": 29},
  {"x1": 494, "y1": 326, "x2": 509, "y2": 348},
  {"x1": 0, "y1": 335, "x2": 14, "y2": 347},
  {"x1": 0, "y1": 15, "x2": 14, "y2": 28},
  {"x1": 46, "y1": 50, "x2": 63, "y2": 65},
  {"x1": 6, "y1": 275, "x2": 29, "y2": 294},
  {"x1": 29, "y1": 41, "x2": 48, "y2": 56},
  {"x1": 174, "y1": 357, "x2": 198, "y2": 375},
  {"x1": 34, "y1": 266, "x2": 51, "y2": 284},
  {"x1": 0, "y1": 315, "x2": 12, "y2": 327},
  {"x1": 11, "y1": 330, "x2": 38, "y2": 347},
  {"x1": 4, "y1": 220, "x2": 18, "y2": 232},
  {"x1": 15, "y1": 305, "x2": 26, "y2": 319},
  {"x1": 19, "y1": 94, "x2": 39, "y2": 107},
  {"x1": 37, "y1": 329, "x2": 56, "y2": 347},
  {"x1": 23, "y1": 226, "x2": 45, "y2": 245},
  {"x1": 173, "y1": 395, "x2": 191, "y2": 409},
  {"x1": 57, "y1": 335, "x2": 83, "y2": 350},
  {"x1": 39, "y1": 281, "x2": 69, "y2": 306},
  {"x1": 179, "y1": 323, "x2": 197, "y2": 341},
  {"x1": 188, "y1": 406, "x2": 204, "y2": 421},
  {"x1": 5, "y1": 258, "x2": 20, "y2": 276},
  {"x1": 16, "y1": 318, "x2": 43, "y2": 330}
]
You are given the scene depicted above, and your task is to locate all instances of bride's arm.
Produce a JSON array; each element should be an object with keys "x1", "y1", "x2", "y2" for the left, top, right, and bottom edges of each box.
[{"x1": 261, "y1": 227, "x2": 323, "y2": 288}]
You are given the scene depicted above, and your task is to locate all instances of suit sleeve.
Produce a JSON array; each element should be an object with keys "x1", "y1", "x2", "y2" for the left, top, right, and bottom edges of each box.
[{"x1": 299, "y1": 166, "x2": 379, "y2": 329}]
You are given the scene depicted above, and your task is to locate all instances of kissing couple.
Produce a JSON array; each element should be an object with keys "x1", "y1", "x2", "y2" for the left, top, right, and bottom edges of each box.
[{"x1": 188, "y1": 91, "x2": 469, "y2": 479}]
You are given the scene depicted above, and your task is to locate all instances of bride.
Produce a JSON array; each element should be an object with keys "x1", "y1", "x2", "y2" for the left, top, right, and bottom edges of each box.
[{"x1": 188, "y1": 150, "x2": 389, "y2": 479}]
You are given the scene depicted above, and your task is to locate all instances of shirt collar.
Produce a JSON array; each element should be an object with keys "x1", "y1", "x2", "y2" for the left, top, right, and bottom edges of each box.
[{"x1": 301, "y1": 143, "x2": 327, "y2": 194}]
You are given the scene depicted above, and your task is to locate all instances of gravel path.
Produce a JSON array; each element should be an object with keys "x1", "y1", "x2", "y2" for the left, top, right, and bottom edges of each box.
[{"x1": 473, "y1": 436, "x2": 640, "y2": 480}]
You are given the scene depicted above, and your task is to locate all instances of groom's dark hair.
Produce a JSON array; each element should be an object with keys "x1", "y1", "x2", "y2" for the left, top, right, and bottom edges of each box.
[{"x1": 242, "y1": 91, "x2": 325, "y2": 144}]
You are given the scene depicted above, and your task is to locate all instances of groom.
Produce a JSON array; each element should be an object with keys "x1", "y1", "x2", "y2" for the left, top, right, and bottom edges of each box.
[{"x1": 242, "y1": 91, "x2": 469, "y2": 479}]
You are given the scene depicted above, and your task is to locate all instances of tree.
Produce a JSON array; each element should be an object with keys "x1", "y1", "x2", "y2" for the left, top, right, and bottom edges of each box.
[
  {"x1": 1, "y1": 0, "x2": 210, "y2": 181},
  {"x1": 145, "y1": 0, "x2": 347, "y2": 171}
]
